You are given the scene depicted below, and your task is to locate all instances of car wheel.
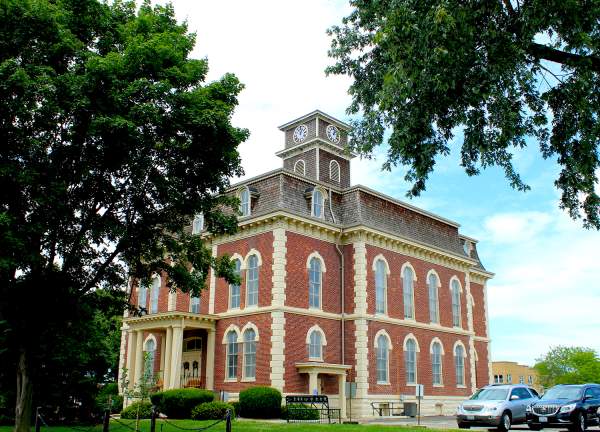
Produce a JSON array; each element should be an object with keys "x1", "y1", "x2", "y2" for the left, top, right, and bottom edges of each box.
[
  {"x1": 498, "y1": 412, "x2": 512, "y2": 432},
  {"x1": 458, "y1": 422, "x2": 471, "y2": 429},
  {"x1": 569, "y1": 412, "x2": 585, "y2": 432}
]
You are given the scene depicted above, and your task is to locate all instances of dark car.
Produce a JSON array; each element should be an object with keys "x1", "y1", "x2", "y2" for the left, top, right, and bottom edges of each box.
[{"x1": 526, "y1": 384, "x2": 600, "y2": 432}]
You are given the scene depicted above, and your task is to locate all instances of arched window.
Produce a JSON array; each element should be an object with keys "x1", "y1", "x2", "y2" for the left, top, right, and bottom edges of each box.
[
  {"x1": 405, "y1": 338, "x2": 417, "y2": 384},
  {"x1": 229, "y1": 259, "x2": 242, "y2": 309},
  {"x1": 138, "y1": 282, "x2": 148, "y2": 312},
  {"x1": 312, "y1": 189, "x2": 324, "y2": 218},
  {"x1": 243, "y1": 329, "x2": 256, "y2": 380},
  {"x1": 144, "y1": 338, "x2": 156, "y2": 379},
  {"x1": 150, "y1": 275, "x2": 160, "y2": 314},
  {"x1": 246, "y1": 255, "x2": 259, "y2": 307},
  {"x1": 308, "y1": 330, "x2": 323, "y2": 360},
  {"x1": 308, "y1": 257, "x2": 321, "y2": 308},
  {"x1": 294, "y1": 160, "x2": 306, "y2": 175},
  {"x1": 451, "y1": 279, "x2": 462, "y2": 327},
  {"x1": 239, "y1": 187, "x2": 250, "y2": 217},
  {"x1": 190, "y1": 295, "x2": 200, "y2": 313},
  {"x1": 428, "y1": 272, "x2": 439, "y2": 324},
  {"x1": 192, "y1": 213, "x2": 204, "y2": 234},
  {"x1": 329, "y1": 160, "x2": 340, "y2": 182},
  {"x1": 375, "y1": 259, "x2": 387, "y2": 314},
  {"x1": 376, "y1": 334, "x2": 389, "y2": 383},
  {"x1": 226, "y1": 331, "x2": 238, "y2": 380},
  {"x1": 403, "y1": 265, "x2": 414, "y2": 319},
  {"x1": 431, "y1": 342, "x2": 443, "y2": 385},
  {"x1": 455, "y1": 344, "x2": 465, "y2": 386}
]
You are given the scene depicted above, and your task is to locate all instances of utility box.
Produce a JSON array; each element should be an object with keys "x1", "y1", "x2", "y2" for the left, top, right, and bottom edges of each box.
[{"x1": 403, "y1": 402, "x2": 417, "y2": 417}]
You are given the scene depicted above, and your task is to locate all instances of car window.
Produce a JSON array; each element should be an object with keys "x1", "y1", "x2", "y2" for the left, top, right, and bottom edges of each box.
[
  {"x1": 512, "y1": 388, "x2": 532, "y2": 399},
  {"x1": 529, "y1": 388, "x2": 539, "y2": 398},
  {"x1": 584, "y1": 388, "x2": 594, "y2": 399},
  {"x1": 594, "y1": 388, "x2": 600, "y2": 398}
]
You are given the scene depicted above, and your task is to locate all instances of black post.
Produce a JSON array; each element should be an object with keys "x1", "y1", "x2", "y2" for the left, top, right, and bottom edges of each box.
[
  {"x1": 103, "y1": 410, "x2": 110, "y2": 432},
  {"x1": 225, "y1": 410, "x2": 232, "y2": 432},
  {"x1": 35, "y1": 407, "x2": 41, "y2": 432},
  {"x1": 150, "y1": 406, "x2": 157, "y2": 432}
]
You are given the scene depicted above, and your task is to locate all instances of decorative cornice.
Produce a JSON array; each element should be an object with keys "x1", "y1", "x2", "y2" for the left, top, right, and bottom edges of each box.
[
  {"x1": 275, "y1": 138, "x2": 355, "y2": 160},
  {"x1": 278, "y1": 110, "x2": 352, "y2": 131}
]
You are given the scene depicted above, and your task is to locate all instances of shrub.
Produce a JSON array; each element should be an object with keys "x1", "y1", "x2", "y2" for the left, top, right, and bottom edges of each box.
[
  {"x1": 120, "y1": 401, "x2": 153, "y2": 419},
  {"x1": 191, "y1": 401, "x2": 235, "y2": 420},
  {"x1": 239, "y1": 386, "x2": 281, "y2": 419},
  {"x1": 95, "y1": 383, "x2": 123, "y2": 414},
  {"x1": 231, "y1": 401, "x2": 241, "y2": 417},
  {"x1": 150, "y1": 389, "x2": 214, "y2": 419},
  {"x1": 285, "y1": 404, "x2": 320, "y2": 421}
]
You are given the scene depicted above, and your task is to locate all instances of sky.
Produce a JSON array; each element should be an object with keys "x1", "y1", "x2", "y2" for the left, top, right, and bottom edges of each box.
[{"x1": 162, "y1": 0, "x2": 600, "y2": 366}]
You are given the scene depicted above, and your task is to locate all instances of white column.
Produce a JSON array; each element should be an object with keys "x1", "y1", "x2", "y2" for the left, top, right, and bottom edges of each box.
[
  {"x1": 163, "y1": 327, "x2": 173, "y2": 389},
  {"x1": 338, "y1": 374, "x2": 347, "y2": 418},
  {"x1": 353, "y1": 240, "x2": 369, "y2": 417},
  {"x1": 205, "y1": 329, "x2": 216, "y2": 390},
  {"x1": 133, "y1": 330, "x2": 144, "y2": 386},
  {"x1": 309, "y1": 372, "x2": 318, "y2": 395},
  {"x1": 208, "y1": 244, "x2": 217, "y2": 314},
  {"x1": 126, "y1": 329, "x2": 137, "y2": 389},
  {"x1": 270, "y1": 227, "x2": 287, "y2": 391},
  {"x1": 169, "y1": 326, "x2": 183, "y2": 389}
]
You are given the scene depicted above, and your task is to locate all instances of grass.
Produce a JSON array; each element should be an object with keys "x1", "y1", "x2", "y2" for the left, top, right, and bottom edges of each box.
[{"x1": 0, "y1": 418, "x2": 458, "y2": 432}]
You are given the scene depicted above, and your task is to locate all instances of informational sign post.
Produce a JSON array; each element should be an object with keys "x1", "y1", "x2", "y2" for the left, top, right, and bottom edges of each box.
[{"x1": 416, "y1": 384, "x2": 424, "y2": 426}]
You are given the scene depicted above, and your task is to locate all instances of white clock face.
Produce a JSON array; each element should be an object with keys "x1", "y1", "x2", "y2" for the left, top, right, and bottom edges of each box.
[
  {"x1": 326, "y1": 125, "x2": 340, "y2": 143},
  {"x1": 293, "y1": 124, "x2": 308, "y2": 143}
]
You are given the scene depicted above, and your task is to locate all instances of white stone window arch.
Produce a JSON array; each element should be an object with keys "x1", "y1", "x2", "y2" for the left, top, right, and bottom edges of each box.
[
  {"x1": 244, "y1": 249, "x2": 262, "y2": 307},
  {"x1": 454, "y1": 341, "x2": 467, "y2": 387},
  {"x1": 329, "y1": 160, "x2": 340, "y2": 182},
  {"x1": 239, "y1": 186, "x2": 250, "y2": 217},
  {"x1": 150, "y1": 274, "x2": 161, "y2": 314},
  {"x1": 450, "y1": 276, "x2": 463, "y2": 328},
  {"x1": 143, "y1": 335, "x2": 157, "y2": 379},
  {"x1": 192, "y1": 213, "x2": 204, "y2": 234},
  {"x1": 229, "y1": 254, "x2": 243, "y2": 310},
  {"x1": 242, "y1": 324, "x2": 258, "y2": 381},
  {"x1": 427, "y1": 269, "x2": 441, "y2": 324},
  {"x1": 401, "y1": 262, "x2": 417, "y2": 320},
  {"x1": 403, "y1": 333, "x2": 420, "y2": 385},
  {"x1": 430, "y1": 337, "x2": 445, "y2": 386},
  {"x1": 311, "y1": 187, "x2": 325, "y2": 219},
  {"x1": 294, "y1": 159, "x2": 306, "y2": 176},
  {"x1": 307, "y1": 325, "x2": 327, "y2": 361},
  {"x1": 221, "y1": 324, "x2": 242, "y2": 343},
  {"x1": 372, "y1": 254, "x2": 390, "y2": 315},
  {"x1": 374, "y1": 330, "x2": 392, "y2": 384},
  {"x1": 307, "y1": 252, "x2": 326, "y2": 309}
]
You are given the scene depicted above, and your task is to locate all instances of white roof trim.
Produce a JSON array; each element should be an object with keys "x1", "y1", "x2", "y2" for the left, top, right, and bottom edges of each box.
[{"x1": 278, "y1": 110, "x2": 352, "y2": 131}]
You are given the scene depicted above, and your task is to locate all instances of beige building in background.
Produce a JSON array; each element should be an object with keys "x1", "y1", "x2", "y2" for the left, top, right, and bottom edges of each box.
[{"x1": 492, "y1": 361, "x2": 541, "y2": 392}]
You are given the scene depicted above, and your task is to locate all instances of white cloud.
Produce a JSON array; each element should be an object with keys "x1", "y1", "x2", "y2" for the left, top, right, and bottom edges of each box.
[{"x1": 483, "y1": 211, "x2": 552, "y2": 243}]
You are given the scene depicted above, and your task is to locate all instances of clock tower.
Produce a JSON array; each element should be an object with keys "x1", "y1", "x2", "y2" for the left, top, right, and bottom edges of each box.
[{"x1": 276, "y1": 110, "x2": 355, "y2": 188}]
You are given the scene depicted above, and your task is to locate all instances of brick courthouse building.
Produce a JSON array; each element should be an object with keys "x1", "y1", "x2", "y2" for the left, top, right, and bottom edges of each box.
[{"x1": 119, "y1": 111, "x2": 493, "y2": 417}]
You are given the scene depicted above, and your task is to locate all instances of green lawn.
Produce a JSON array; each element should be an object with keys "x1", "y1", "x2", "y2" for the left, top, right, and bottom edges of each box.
[{"x1": 0, "y1": 419, "x2": 457, "y2": 432}]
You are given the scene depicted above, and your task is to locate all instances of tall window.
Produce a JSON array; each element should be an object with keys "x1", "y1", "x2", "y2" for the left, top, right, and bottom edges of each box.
[
  {"x1": 451, "y1": 279, "x2": 461, "y2": 327},
  {"x1": 432, "y1": 342, "x2": 443, "y2": 385},
  {"x1": 329, "y1": 160, "x2": 340, "y2": 182},
  {"x1": 243, "y1": 329, "x2": 256, "y2": 380},
  {"x1": 239, "y1": 188, "x2": 250, "y2": 216},
  {"x1": 226, "y1": 331, "x2": 238, "y2": 380},
  {"x1": 144, "y1": 339, "x2": 156, "y2": 379},
  {"x1": 192, "y1": 213, "x2": 204, "y2": 234},
  {"x1": 428, "y1": 273, "x2": 439, "y2": 323},
  {"x1": 455, "y1": 344, "x2": 465, "y2": 386},
  {"x1": 376, "y1": 334, "x2": 389, "y2": 383},
  {"x1": 403, "y1": 266, "x2": 414, "y2": 319},
  {"x1": 190, "y1": 295, "x2": 200, "y2": 313},
  {"x1": 308, "y1": 330, "x2": 323, "y2": 360},
  {"x1": 246, "y1": 255, "x2": 259, "y2": 306},
  {"x1": 150, "y1": 276, "x2": 160, "y2": 314},
  {"x1": 294, "y1": 159, "x2": 306, "y2": 175},
  {"x1": 138, "y1": 282, "x2": 148, "y2": 312},
  {"x1": 375, "y1": 259, "x2": 386, "y2": 314},
  {"x1": 229, "y1": 259, "x2": 241, "y2": 309},
  {"x1": 312, "y1": 189, "x2": 324, "y2": 218},
  {"x1": 405, "y1": 338, "x2": 417, "y2": 384},
  {"x1": 308, "y1": 257, "x2": 321, "y2": 308}
]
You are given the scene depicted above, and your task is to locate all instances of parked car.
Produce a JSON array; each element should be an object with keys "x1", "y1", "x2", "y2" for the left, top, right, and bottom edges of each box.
[
  {"x1": 526, "y1": 384, "x2": 600, "y2": 432},
  {"x1": 456, "y1": 384, "x2": 539, "y2": 431}
]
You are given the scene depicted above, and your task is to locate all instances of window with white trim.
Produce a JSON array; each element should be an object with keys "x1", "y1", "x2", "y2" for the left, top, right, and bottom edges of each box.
[
  {"x1": 312, "y1": 189, "x2": 324, "y2": 218},
  {"x1": 229, "y1": 259, "x2": 241, "y2": 309},
  {"x1": 308, "y1": 257, "x2": 321, "y2": 309},
  {"x1": 403, "y1": 266, "x2": 414, "y2": 319},
  {"x1": 138, "y1": 282, "x2": 148, "y2": 312},
  {"x1": 246, "y1": 255, "x2": 259, "y2": 306},
  {"x1": 329, "y1": 160, "x2": 340, "y2": 182},
  {"x1": 144, "y1": 338, "x2": 156, "y2": 379},
  {"x1": 294, "y1": 160, "x2": 306, "y2": 175},
  {"x1": 308, "y1": 330, "x2": 323, "y2": 360},
  {"x1": 190, "y1": 295, "x2": 200, "y2": 313},
  {"x1": 428, "y1": 272, "x2": 439, "y2": 323},
  {"x1": 192, "y1": 213, "x2": 204, "y2": 234},
  {"x1": 405, "y1": 338, "x2": 417, "y2": 384},
  {"x1": 226, "y1": 331, "x2": 238, "y2": 380},
  {"x1": 375, "y1": 259, "x2": 386, "y2": 314},
  {"x1": 239, "y1": 187, "x2": 250, "y2": 217},
  {"x1": 243, "y1": 329, "x2": 256, "y2": 380},
  {"x1": 455, "y1": 344, "x2": 465, "y2": 386},
  {"x1": 432, "y1": 342, "x2": 443, "y2": 385},
  {"x1": 150, "y1": 275, "x2": 160, "y2": 314},
  {"x1": 451, "y1": 279, "x2": 461, "y2": 327},
  {"x1": 376, "y1": 334, "x2": 389, "y2": 383}
]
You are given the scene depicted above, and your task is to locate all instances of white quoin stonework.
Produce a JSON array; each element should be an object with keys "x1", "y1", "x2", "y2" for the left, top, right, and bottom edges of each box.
[
  {"x1": 353, "y1": 240, "x2": 370, "y2": 417},
  {"x1": 465, "y1": 273, "x2": 477, "y2": 392},
  {"x1": 270, "y1": 228, "x2": 287, "y2": 391}
]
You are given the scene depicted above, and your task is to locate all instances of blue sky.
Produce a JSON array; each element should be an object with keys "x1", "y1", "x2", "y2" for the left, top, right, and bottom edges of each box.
[{"x1": 163, "y1": 0, "x2": 600, "y2": 366}]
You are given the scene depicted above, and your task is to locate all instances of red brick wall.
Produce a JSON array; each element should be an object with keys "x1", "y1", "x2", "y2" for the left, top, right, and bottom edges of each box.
[
  {"x1": 283, "y1": 314, "x2": 342, "y2": 393},
  {"x1": 214, "y1": 314, "x2": 272, "y2": 392},
  {"x1": 366, "y1": 323, "x2": 472, "y2": 397},
  {"x1": 214, "y1": 232, "x2": 274, "y2": 313},
  {"x1": 285, "y1": 232, "x2": 341, "y2": 313},
  {"x1": 343, "y1": 244, "x2": 356, "y2": 314},
  {"x1": 471, "y1": 282, "x2": 487, "y2": 337},
  {"x1": 474, "y1": 340, "x2": 490, "y2": 388}
]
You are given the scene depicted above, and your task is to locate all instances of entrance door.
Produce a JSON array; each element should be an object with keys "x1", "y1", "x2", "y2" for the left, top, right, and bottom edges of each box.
[{"x1": 181, "y1": 337, "x2": 202, "y2": 388}]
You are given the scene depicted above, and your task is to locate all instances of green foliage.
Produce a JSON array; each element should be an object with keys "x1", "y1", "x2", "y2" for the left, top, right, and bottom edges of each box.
[
  {"x1": 238, "y1": 387, "x2": 282, "y2": 419},
  {"x1": 191, "y1": 401, "x2": 235, "y2": 420},
  {"x1": 283, "y1": 404, "x2": 320, "y2": 421},
  {"x1": 120, "y1": 402, "x2": 153, "y2": 420},
  {"x1": 150, "y1": 389, "x2": 214, "y2": 419},
  {"x1": 328, "y1": 0, "x2": 600, "y2": 229},
  {"x1": 534, "y1": 346, "x2": 600, "y2": 388},
  {"x1": 230, "y1": 401, "x2": 241, "y2": 417},
  {"x1": 95, "y1": 382, "x2": 123, "y2": 414}
]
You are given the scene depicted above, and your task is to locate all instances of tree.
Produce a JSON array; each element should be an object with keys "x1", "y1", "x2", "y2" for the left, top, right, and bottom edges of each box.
[
  {"x1": 534, "y1": 346, "x2": 600, "y2": 389},
  {"x1": 0, "y1": 1, "x2": 247, "y2": 431},
  {"x1": 327, "y1": 0, "x2": 600, "y2": 228}
]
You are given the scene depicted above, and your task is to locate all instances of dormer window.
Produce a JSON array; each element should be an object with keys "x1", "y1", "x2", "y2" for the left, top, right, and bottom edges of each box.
[
  {"x1": 312, "y1": 189, "x2": 324, "y2": 218},
  {"x1": 192, "y1": 213, "x2": 204, "y2": 234},
  {"x1": 239, "y1": 187, "x2": 250, "y2": 216},
  {"x1": 329, "y1": 160, "x2": 340, "y2": 182},
  {"x1": 294, "y1": 159, "x2": 306, "y2": 175}
]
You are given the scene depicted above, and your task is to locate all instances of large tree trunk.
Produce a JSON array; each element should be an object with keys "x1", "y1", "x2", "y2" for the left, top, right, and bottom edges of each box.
[{"x1": 15, "y1": 350, "x2": 33, "y2": 432}]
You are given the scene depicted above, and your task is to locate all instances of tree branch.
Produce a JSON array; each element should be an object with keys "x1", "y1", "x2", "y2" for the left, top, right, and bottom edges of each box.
[{"x1": 528, "y1": 42, "x2": 600, "y2": 72}]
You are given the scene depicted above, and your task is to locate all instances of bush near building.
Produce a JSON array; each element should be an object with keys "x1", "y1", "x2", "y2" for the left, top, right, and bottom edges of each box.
[
  {"x1": 281, "y1": 404, "x2": 320, "y2": 421},
  {"x1": 120, "y1": 402, "x2": 153, "y2": 419},
  {"x1": 238, "y1": 387, "x2": 281, "y2": 419},
  {"x1": 191, "y1": 402, "x2": 235, "y2": 420},
  {"x1": 150, "y1": 389, "x2": 214, "y2": 419}
]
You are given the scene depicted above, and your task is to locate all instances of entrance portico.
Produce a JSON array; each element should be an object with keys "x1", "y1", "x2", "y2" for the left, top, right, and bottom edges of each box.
[
  {"x1": 123, "y1": 312, "x2": 218, "y2": 391},
  {"x1": 296, "y1": 362, "x2": 351, "y2": 418}
]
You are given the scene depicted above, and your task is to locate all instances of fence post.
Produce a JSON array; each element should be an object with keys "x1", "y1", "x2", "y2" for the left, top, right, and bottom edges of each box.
[
  {"x1": 35, "y1": 407, "x2": 41, "y2": 432},
  {"x1": 225, "y1": 409, "x2": 231, "y2": 432},
  {"x1": 103, "y1": 409, "x2": 110, "y2": 432},
  {"x1": 150, "y1": 406, "x2": 157, "y2": 432}
]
